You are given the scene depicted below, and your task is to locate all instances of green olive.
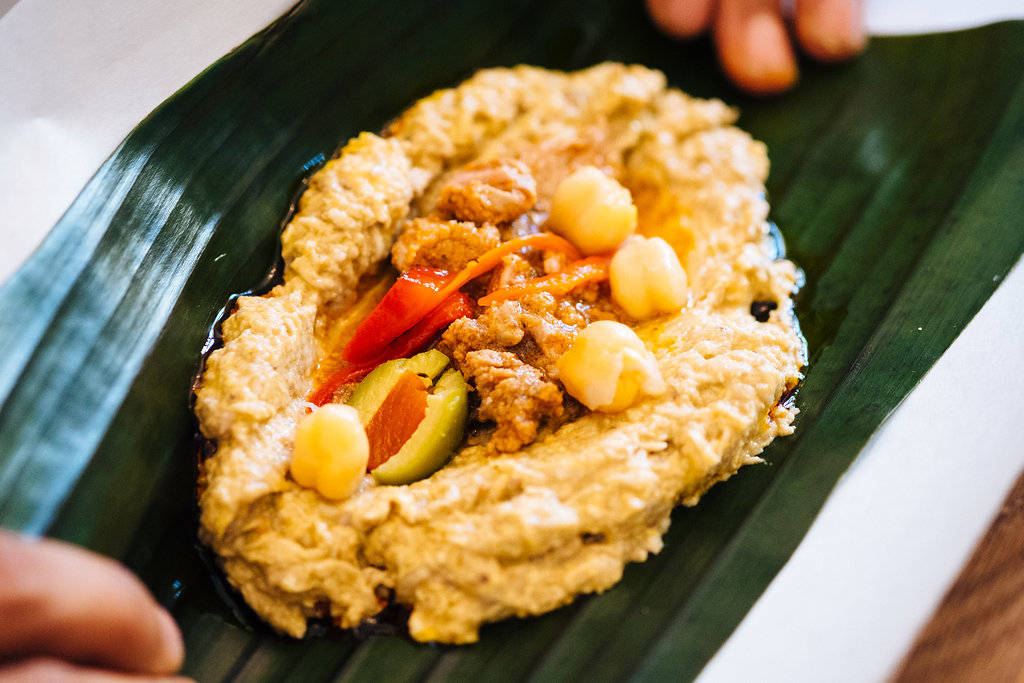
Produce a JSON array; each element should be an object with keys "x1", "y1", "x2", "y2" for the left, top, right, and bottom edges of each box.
[
  {"x1": 370, "y1": 368, "x2": 468, "y2": 485},
  {"x1": 345, "y1": 349, "x2": 468, "y2": 485},
  {"x1": 347, "y1": 349, "x2": 450, "y2": 423}
]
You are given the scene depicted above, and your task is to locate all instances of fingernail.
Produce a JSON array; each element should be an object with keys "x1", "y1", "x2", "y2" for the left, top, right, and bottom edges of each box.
[
  {"x1": 744, "y1": 11, "x2": 799, "y2": 92},
  {"x1": 797, "y1": 0, "x2": 868, "y2": 61}
]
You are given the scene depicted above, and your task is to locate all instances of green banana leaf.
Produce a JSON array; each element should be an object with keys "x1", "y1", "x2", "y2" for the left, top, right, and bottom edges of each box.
[{"x1": 1, "y1": 0, "x2": 1021, "y2": 679}]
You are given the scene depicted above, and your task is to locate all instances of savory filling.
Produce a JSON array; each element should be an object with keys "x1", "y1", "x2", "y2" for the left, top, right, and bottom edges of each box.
[{"x1": 297, "y1": 154, "x2": 687, "y2": 497}]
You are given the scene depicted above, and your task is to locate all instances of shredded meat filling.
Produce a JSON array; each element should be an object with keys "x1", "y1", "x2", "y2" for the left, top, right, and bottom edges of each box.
[
  {"x1": 488, "y1": 253, "x2": 536, "y2": 292},
  {"x1": 442, "y1": 298, "x2": 578, "y2": 374},
  {"x1": 391, "y1": 218, "x2": 501, "y2": 272},
  {"x1": 442, "y1": 301, "x2": 527, "y2": 361},
  {"x1": 439, "y1": 294, "x2": 598, "y2": 451},
  {"x1": 461, "y1": 349, "x2": 564, "y2": 453},
  {"x1": 437, "y1": 158, "x2": 538, "y2": 224}
]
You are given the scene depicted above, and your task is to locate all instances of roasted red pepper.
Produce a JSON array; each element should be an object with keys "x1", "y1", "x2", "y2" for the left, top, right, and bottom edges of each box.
[
  {"x1": 383, "y1": 291, "x2": 474, "y2": 360},
  {"x1": 477, "y1": 255, "x2": 609, "y2": 306},
  {"x1": 341, "y1": 233, "x2": 579, "y2": 363},
  {"x1": 342, "y1": 267, "x2": 455, "y2": 363},
  {"x1": 364, "y1": 370, "x2": 429, "y2": 471},
  {"x1": 307, "y1": 363, "x2": 374, "y2": 408},
  {"x1": 309, "y1": 291, "x2": 473, "y2": 406},
  {"x1": 430, "y1": 232, "x2": 582, "y2": 304}
]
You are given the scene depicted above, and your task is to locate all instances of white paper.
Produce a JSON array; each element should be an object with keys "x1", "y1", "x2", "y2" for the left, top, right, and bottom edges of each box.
[
  {"x1": 699, "y1": 259, "x2": 1024, "y2": 683},
  {"x1": 866, "y1": 0, "x2": 1024, "y2": 35},
  {"x1": 0, "y1": 0, "x2": 295, "y2": 283}
]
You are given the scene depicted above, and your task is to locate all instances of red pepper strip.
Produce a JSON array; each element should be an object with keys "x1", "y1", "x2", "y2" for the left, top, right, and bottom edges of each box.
[
  {"x1": 342, "y1": 267, "x2": 454, "y2": 363},
  {"x1": 365, "y1": 370, "x2": 429, "y2": 471},
  {"x1": 308, "y1": 291, "x2": 473, "y2": 406},
  {"x1": 341, "y1": 233, "x2": 580, "y2": 363},
  {"x1": 477, "y1": 255, "x2": 610, "y2": 306},
  {"x1": 307, "y1": 363, "x2": 375, "y2": 408},
  {"x1": 382, "y1": 291, "x2": 474, "y2": 360},
  {"x1": 430, "y1": 232, "x2": 582, "y2": 304}
]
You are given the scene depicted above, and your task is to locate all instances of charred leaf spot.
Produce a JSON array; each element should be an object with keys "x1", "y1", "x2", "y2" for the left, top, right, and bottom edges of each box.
[{"x1": 751, "y1": 300, "x2": 778, "y2": 322}]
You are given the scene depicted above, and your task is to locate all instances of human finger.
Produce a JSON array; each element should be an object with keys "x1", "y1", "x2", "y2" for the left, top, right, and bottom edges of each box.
[
  {"x1": 794, "y1": 0, "x2": 867, "y2": 61},
  {"x1": 714, "y1": 0, "x2": 798, "y2": 94},
  {"x1": 0, "y1": 532, "x2": 184, "y2": 676},
  {"x1": 0, "y1": 658, "x2": 193, "y2": 682},
  {"x1": 645, "y1": 0, "x2": 716, "y2": 38}
]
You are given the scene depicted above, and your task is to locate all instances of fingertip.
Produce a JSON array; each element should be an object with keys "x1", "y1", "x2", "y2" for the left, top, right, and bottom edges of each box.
[
  {"x1": 795, "y1": 0, "x2": 867, "y2": 62},
  {"x1": 151, "y1": 607, "x2": 186, "y2": 675},
  {"x1": 0, "y1": 533, "x2": 187, "y2": 676},
  {"x1": 715, "y1": 0, "x2": 799, "y2": 95},
  {"x1": 0, "y1": 657, "x2": 196, "y2": 682},
  {"x1": 646, "y1": 0, "x2": 715, "y2": 38},
  {"x1": 76, "y1": 555, "x2": 186, "y2": 675}
]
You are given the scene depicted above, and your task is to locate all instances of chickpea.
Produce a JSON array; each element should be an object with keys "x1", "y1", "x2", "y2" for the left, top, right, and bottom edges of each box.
[
  {"x1": 290, "y1": 404, "x2": 369, "y2": 500},
  {"x1": 548, "y1": 166, "x2": 637, "y2": 255},
  {"x1": 556, "y1": 320, "x2": 665, "y2": 412},
  {"x1": 609, "y1": 235, "x2": 688, "y2": 319}
]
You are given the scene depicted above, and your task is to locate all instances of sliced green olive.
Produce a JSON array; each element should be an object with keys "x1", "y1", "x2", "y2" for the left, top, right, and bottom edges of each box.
[
  {"x1": 347, "y1": 349, "x2": 450, "y2": 423},
  {"x1": 370, "y1": 368, "x2": 468, "y2": 486}
]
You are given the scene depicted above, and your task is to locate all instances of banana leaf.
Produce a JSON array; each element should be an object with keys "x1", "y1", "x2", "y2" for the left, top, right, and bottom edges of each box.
[{"x1": 1, "y1": 0, "x2": 1022, "y2": 680}]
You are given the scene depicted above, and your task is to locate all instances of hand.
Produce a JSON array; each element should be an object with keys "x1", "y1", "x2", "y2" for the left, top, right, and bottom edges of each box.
[
  {"x1": 0, "y1": 531, "x2": 189, "y2": 681},
  {"x1": 646, "y1": 0, "x2": 867, "y2": 94}
]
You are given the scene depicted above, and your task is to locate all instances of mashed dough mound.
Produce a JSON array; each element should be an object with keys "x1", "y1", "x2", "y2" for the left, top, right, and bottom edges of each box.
[{"x1": 194, "y1": 63, "x2": 804, "y2": 643}]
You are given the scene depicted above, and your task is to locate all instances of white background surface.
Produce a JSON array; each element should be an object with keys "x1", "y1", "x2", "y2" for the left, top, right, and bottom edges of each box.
[{"x1": 1, "y1": 1, "x2": 1022, "y2": 681}]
